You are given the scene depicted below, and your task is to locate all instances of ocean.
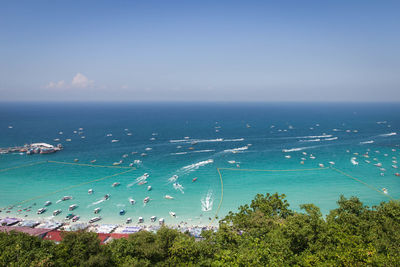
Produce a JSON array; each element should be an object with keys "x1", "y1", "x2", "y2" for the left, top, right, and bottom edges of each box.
[{"x1": 1, "y1": 102, "x2": 399, "y2": 226}]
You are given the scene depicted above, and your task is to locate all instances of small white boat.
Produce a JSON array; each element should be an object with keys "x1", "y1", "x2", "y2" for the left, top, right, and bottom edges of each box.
[
  {"x1": 88, "y1": 189, "x2": 93, "y2": 194},
  {"x1": 94, "y1": 208, "x2": 101, "y2": 214},
  {"x1": 106, "y1": 133, "x2": 112, "y2": 137},
  {"x1": 53, "y1": 209, "x2": 61, "y2": 216},
  {"x1": 147, "y1": 186, "x2": 152, "y2": 191},
  {"x1": 89, "y1": 217, "x2": 101, "y2": 223},
  {"x1": 169, "y1": 211, "x2": 176, "y2": 217},
  {"x1": 111, "y1": 139, "x2": 119, "y2": 143},
  {"x1": 129, "y1": 198, "x2": 136, "y2": 205},
  {"x1": 66, "y1": 139, "x2": 72, "y2": 142},
  {"x1": 319, "y1": 163, "x2": 325, "y2": 168},
  {"x1": 285, "y1": 155, "x2": 291, "y2": 159},
  {"x1": 164, "y1": 195, "x2": 174, "y2": 199},
  {"x1": 44, "y1": 201, "x2": 52, "y2": 206},
  {"x1": 37, "y1": 208, "x2": 46, "y2": 214},
  {"x1": 112, "y1": 182, "x2": 120, "y2": 187},
  {"x1": 61, "y1": 196, "x2": 72, "y2": 201},
  {"x1": 392, "y1": 165, "x2": 398, "y2": 169},
  {"x1": 145, "y1": 147, "x2": 152, "y2": 151},
  {"x1": 382, "y1": 188, "x2": 388, "y2": 194},
  {"x1": 113, "y1": 161, "x2": 122, "y2": 166},
  {"x1": 150, "y1": 216, "x2": 157, "y2": 222},
  {"x1": 141, "y1": 153, "x2": 147, "y2": 157},
  {"x1": 104, "y1": 194, "x2": 111, "y2": 200},
  {"x1": 138, "y1": 217, "x2": 144, "y2": 223},
  {"x1": 310, "y1": 155, "x2": 316, "y2": 160},
  {"x1": 90, "y1": 160, "x2": 96, "y2": 163},
  {"x1": 72, "y1": 215, "x2": 80, "y2": 222},
  {"x1": 126, "y1": 218, "x2": 132, "y2": 224},
  {"x1": 329, "y1": 161, "x2": 335, "y2": 165},
  {"x1": 159, "y1": 218, "x2": 165, "y2": 225},
  {"x1": 69, "y1": 204, "x2": 78, "y2": 211},
  {"x1": 143, "y1": 196, "x2": 150, "y2": 204}
]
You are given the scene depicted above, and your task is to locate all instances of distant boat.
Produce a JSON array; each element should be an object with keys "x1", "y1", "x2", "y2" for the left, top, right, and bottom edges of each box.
[
  {"x1": 119, "y1": 209, "x2": 126, "y2": 215},
  {"x1": 126, "y1": 218, "x2": 132, "y2": 224},
  {"x1": 169, "y1": 211, "x2": 176, "y2": 217},
  {"x1": 143, "y1": 196, "x2": 150, "y2": 204},
  {"x1": 138, "y1": 217, "x2": 144, "y2": 223},
  {"x1": 53, "y1": 209, "x2": 61, "y2": 216},
  {"x1": 72, "y1": 215, "x2": 80, "y2": 222},
  {"x1": 192, "y1": 177, "x2": 198, "y2": 182},
  {"x1": 69, "y1": 204, "x2": 78, "y2": 211},
  {"x1": 164, "y1": 195, "x2": 174, "y2": 200},
  {"x1": 37, "y1": 208, "x2": 46, "y2": 214},
  {"x1": 103, "y1": 194, "x2": 110, "y2": 200},
  {"x1": 89, "y1": 217, "x2": 101, "y2": 223},
  {"x1": 112, "y1": 182, "x2": 120, "y2": 187},
  {"x1": 88, "y1": 189, "x2": 93, "y2": 194},
  {"x1": 90, "y1": 160, "x2": 96, "y2": 163},
  {"x1": 147, "y1": 185, "x2": 152, "y2": 191},
  {"x1": 129, "y1": 198, "x2": 135, "y2": 205},
  {"x1": 94, "y1": 208, "x2": 101, "y2": 214},
  {"x1": 44, "y1": 201, "x2": 52, "y2": 206},
  {"x1": 111, "y1": 139, "x2": 119, "y2": 143},
  {"x1": 150, "y1": 216, "x2": 157, "y2": 222}
]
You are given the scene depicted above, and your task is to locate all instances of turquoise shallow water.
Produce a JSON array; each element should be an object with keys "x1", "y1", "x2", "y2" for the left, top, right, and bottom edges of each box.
[{"x1": 0, "y1": 102, "x2": 399, "y2": 226}]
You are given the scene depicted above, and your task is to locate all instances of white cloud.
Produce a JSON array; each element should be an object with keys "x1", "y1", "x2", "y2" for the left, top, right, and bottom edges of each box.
[
  {"x1": 71, "y1": 73, "x2": 93, "y2": 88},
  {"x1": 45, "y1": 73, "x2": 94, "y2": 89}
]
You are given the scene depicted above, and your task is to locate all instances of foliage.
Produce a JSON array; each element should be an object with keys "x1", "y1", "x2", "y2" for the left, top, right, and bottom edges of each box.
[{"x1": 0, "y1": 193, "x2": 399, "y2": 266}]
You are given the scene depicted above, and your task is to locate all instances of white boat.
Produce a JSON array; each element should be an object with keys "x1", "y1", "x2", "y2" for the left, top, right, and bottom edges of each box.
[
  {"x1": 72, "y1": 215, "x2": 80, "y2": 222},
  {"x1": 37, "y1": 208, "x2": 46, "y2": 214},
  {"x1": 143, "y1": 196, "x2": 150, "y2": 204},
  {"x1": 164, "y1": 195, "x2": 174, "y2": 200},
  {"x1": 147, "y1": 186, "x2": 152, "y2": 191},
  {"x1": 44, "y1": 201, "x2": 52, "y2": 206},
  {"x1": 106, "y1": 133, "x2": 112, "y2": 137},
  {"x1": 104, "y1": 194, "x2": 111, "y2": 200},
  {"x1": 94, "y1": 208, "x2": 101, "y2": 214},
  {"x1": 69, "y1": 204, "x2": 78, "y2": 211},
  {"x1": 112, "y1": 182, "x2": 120, "y2": 187},
  {"x1": 113, "y1": 161, "x2": 122, "y2": 166},
  {"x1": 284, "y1": 155, "x2": 291, "y2": 159},
  {"x1": 150, "y1": 216, "x2": 157, "y2": 222},
  {"x1": 88, "y1": 189, "x2": 93, "y2": 194},
  {"x1": 138, "y1": 217, "x2": 144, "y2": 223},
  {"x1": 111, "y1": 139, "x2": 119, "y2": 143},
  {"x1": 61, "y1": 196, "x2": 72, "y2": 201},
  {"x1": 392, "y1": 165, "x2": 398, "y2": 169},
  {"x1": 129, "y1": 198, "x2": 136, "y2": 205},
  {"x1": 126, "y1": 218, "x2": 132, "y2": 224},
  {"x1": 89, "y1": 217, "x2": 101, "y2": 223},
  {"x1": 169, "y1": 211, "x2": 176, "y2": 217},
  {"x1": 319, "y1": 163, "x2": 325, "y2": 168},
  {"x1": 145, "y1": 147, "x2": 152, "y2": 151},
  {"x1": 53, "y1": 209, "x2": 61, "y2": 216},
  {"x1": 329, "y1": 161, "x2": 335, "y2": 165},
  {"x1": 310, "y1": 155, "x2": 316, "y2": 160},
  {"x1": 382, "y1": 188, "x2": 388, "y2": 194},
  {"x1": 159, "y1": 218, "x2": 165, "y2": 225},
  {"x1": 90, "y1": 160, "x2": 96, "y2": 163}
]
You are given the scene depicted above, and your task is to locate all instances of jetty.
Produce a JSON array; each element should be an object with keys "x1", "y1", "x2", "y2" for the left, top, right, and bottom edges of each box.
[{"x1": 0, "y1": 143, "x2": 63, "y2": 155}]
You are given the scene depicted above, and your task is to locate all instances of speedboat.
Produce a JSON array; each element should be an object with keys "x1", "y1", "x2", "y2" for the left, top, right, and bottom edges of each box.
[
  {"x1": 73, "y1": 158, "x2": 78, "y2": 162},
  {"x1": 143, "y1": 196, "x2": 150, "y2": 204},
  {"x1": 44, "y1": 201, "x2": 52, "y2": 206},
  {"x1": 310, "y1": 155, "x2": 316, "y2": 160},
  {"x1": 69, "y1": 204, "x2": 78, "y2": 211},
  {"x1": 88, "y1": 189, "x2": 93, "y2": 194},
  {"x1": 111, "y1": 139, "x2": 119, "y2": 143},
  {"x1": 119, "y1": 209, "x2": 126, "y2": 215},
  {"x1": 138, "y1": 217, "x2": 144, "y2": 223},
  {"x1": 392, "y1": 165, "x2": 398, "y2": 169},
  {"x1": 150, "y1": 216, "x2": 156, "y2": 222},
  {"x1": 382, "y1": 188, "x2": 388, "y2": 194},
  {"x1": 164, "y1": 195, "x2": 174, "y2": 200},
  {"x1": 103, "y1": 194, "x2": 110, "y2": 200},
  {"x1": 395, "y1": 173, "x2": 400, "y2": 177},
  {"x1": 61, "y1": 196, "x2": 72, "y2": 201},
  {"x1": 159, "y1": 218, "x2": 165, "y2": 225},
  {"x1": 126, "y1": 218, "x2": 132, "y2": 224},
  {"x1": 37, "y1": 208, "x2": 46, "y2": 214},
  {"x1": 319, "y1": 163, "x2": 325, "y2": 168},
  {"x1": 192, "y1": 177, "x2": 198, "y2": 182},
  {"x1": 138, "y1": 181, "x2": 147, "y2": 185},
  {"x1": 112, "y1": 182, "x2": 120, "y2": 187},
  {"x1": 147, "y1": 185, "x2": 152, "y2": 191},
  {"x1": 72, "y1": 215, "x2": 80, "y2": 222},
  {"x1": 329, "y1": 161, "x2": 335, "y2": 165},
  {"x1": 169, "y1": 211, "x2": 176, "y2": 217},
  {"x1": 94, "y1": 208, "x2": 101, "y2": 214},
  {"x1": 65, "y1": 213, "x2": 74, "y2": 220},
  {"x1": 90, "y1": 159, "x2": 97, "y2": 163},
  {"x1": 89, "y1": 217, "x2": 101, "y2": 223},
  {"x1": 285, "y1": 155, "x2": 291, "y2": 159},
  {"x1": 113, "y1": 161, "x2": 122, "y2": 166},
  {"x1": 129, "y1": 198, "x2": 135, "y2": 205},
  {"x1": 53, "y1": 209, "x2": 61, "y2": 216}
]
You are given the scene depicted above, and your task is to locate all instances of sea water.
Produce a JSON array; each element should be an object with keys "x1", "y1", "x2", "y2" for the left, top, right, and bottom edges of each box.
[{"x1": 0, "y1": 102, "x2": 399, "y2": 225}]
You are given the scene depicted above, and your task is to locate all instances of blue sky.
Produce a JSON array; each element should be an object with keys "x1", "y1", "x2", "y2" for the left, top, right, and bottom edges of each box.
[{"x1": 0, "y1": 0, "x2": 399, "y2": 101}]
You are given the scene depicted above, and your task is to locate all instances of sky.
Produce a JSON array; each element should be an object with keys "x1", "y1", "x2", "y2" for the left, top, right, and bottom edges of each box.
[{"x1": 0, "y1": 0, "x2": 399, "y2": 102}]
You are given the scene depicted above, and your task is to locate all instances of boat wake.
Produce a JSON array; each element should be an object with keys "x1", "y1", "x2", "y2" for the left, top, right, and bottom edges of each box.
[
  {"x1": 299, "y1": 138, "x2": 321, "y2": 142},
  {"x1": 201, "y1": 190, "x2": 214, "y2": 212},
  {"x1": 224, "y1": 146, "x2": 248, "y2": 153},
  {"x1": 282, "y1": 146, "x2": 317, "y2": 152},
  {"x1": 170, "y1": 149, "x2": 215, "y2": 155},
  {"x1": 379, "y1": 132, "x2": 397, "y2": 137},
  {"x1": 169, "y1": 138, "x2": 244, "y2": 144},
  {"x1": 179, "y1": 159, "x2": 214, "y2": 174},
  {"x1": 360, "y1": 140, "x2": 374, "y2": 144}
]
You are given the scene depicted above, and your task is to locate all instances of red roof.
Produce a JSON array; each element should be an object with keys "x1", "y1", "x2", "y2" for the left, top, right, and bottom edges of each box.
[
  {"x1": 110, "y1": 233, "x2": 130, "y2": 239},
  {"x1": 43, "y1": 230, "x2": 63, "y2": 242},
  {"x1": 97, "y1": 233, "x2": 111, "y2": 244},
  {"x1": 0, "y1": 226, "x2": 51, "y2": 237}
]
